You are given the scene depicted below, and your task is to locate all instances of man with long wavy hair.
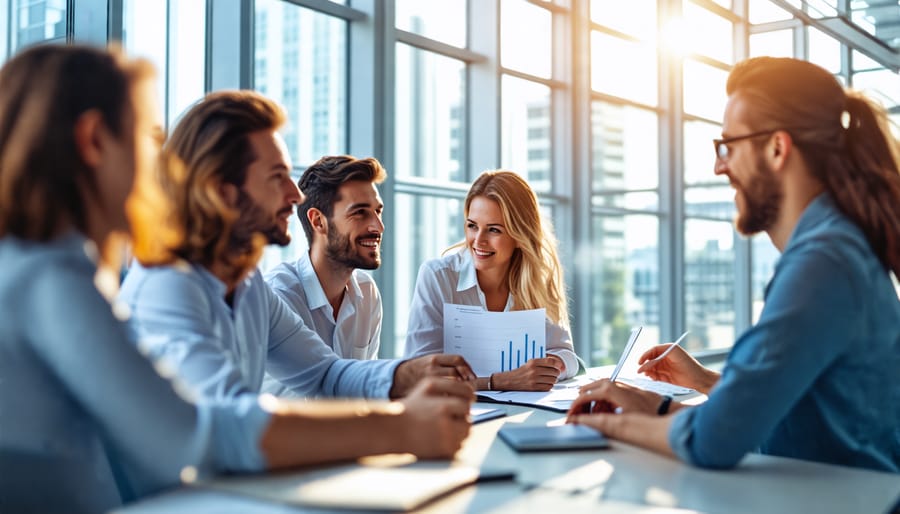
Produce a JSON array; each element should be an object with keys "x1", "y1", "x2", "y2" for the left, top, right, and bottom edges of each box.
[
  {"x1": 120, "y1": 90, "x2": 475, "y2": 402},
  {"x1": 568, "y1": 57, "x2": 900, "y2": 473}
]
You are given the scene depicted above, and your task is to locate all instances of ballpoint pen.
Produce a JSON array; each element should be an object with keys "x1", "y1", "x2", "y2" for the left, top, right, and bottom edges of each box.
[{"x1": 647, "y1": 330, "x2": 690, "y2": 365}]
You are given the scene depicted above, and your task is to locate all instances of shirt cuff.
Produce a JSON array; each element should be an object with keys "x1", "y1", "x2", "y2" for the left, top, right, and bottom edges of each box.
[
  {"x1": 208, "y1": 394, "x2": 272, "y2": 472},
  {"x1": 667, "y1": 406, "x2": 697, "y2": 465}
]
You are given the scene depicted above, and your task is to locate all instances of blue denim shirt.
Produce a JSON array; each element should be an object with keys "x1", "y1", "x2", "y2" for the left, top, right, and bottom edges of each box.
[
  {"x1": 119, "y1": 261, "x2": 399, "y2": 401},
  {"x1": 0, "y1": 233, "x2": 269, "y2": 512},
  {"x1": 670, "y1": 194, "x2": 900, "y2": 472}
]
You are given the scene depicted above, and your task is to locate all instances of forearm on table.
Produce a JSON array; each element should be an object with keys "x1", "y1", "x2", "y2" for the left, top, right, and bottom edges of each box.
[{"x1": 259, "y1": 399, "x2": 407, "y2": 468}]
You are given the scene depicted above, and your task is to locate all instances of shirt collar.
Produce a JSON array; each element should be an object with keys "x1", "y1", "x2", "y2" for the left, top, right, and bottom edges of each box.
[
  {"x1": 783, "y1": 192, "x2": 833, "y2": 253},
  {"x1": 456, "y1": 249, "x2": 479, "y2": 293},
  {"x1": 297, "y1": 252, "x2": 364, "y2": 310}
]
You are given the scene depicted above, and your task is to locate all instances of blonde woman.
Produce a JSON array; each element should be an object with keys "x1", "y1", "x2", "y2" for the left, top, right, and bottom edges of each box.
[{"x1": 405, "y1": 170, "x2": 580, "y2": 391}]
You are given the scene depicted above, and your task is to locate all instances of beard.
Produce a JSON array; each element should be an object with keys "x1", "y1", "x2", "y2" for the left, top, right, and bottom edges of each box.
[
  {"x1": 231, "y1": 190, "x2": 292, "y2": 251},
  {"x1": 324, "y1": 225, "x2": 381, "y2": 271},
  {"x1": 733, "y1": 154, "x2": 783, "y2": 236}
]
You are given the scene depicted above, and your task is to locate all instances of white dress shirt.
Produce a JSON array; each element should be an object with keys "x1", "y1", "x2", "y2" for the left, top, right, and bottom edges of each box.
[
  {"x1": 261, "y1": 253, "x2": 382, "y2": 396},
  {"x1": 404, "y1": 249, "x2": 579, "y2": 379}
]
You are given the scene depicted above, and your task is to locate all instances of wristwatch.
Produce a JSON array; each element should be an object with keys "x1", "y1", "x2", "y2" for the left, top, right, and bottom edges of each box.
[{"x1": 657, "y1": 395, "x2": 674, "y2": 415}]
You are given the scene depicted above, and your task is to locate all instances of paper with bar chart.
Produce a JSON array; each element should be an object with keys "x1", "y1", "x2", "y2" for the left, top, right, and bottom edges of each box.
[{"x1": 443, "y1": 304, "x2": 546, "y2": 377}]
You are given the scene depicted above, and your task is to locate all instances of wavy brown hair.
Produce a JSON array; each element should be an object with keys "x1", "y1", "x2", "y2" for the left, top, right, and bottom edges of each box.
[
  {"x1": 448, "y1": 170, "x2": 570, "y2": 327},
  {"x1": 0, "y1": 44, "x2": 153, "y2": 240},
  {"x1": 727, "y1": 57, "x2": 900, "y2": 276},
  {"x1": 135, "y1": 90, "x2": 286, "y2": 284}
]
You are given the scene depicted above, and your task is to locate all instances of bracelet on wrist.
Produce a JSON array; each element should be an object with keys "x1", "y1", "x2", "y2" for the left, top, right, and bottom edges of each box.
[{"x1": 488, "y1": 373, "x2": 494, "y2": 391}]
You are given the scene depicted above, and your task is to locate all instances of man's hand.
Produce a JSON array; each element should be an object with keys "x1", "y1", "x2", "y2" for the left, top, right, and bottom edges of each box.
[
  {"x1": 636, "y1": 344, "x2": 719, "y2": 395},
  {"x1": 398, "y1": 378, "x2": 475, "y2": 458},
  {"x1": 567, "y1": 378, "x2": 663, "y2": 417},
  {"x1": 390, "y1": 354, "x2": 476, "y2": 398}
]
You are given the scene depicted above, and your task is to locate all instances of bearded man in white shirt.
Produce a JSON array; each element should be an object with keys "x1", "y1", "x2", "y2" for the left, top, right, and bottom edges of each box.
[{"x1": 262, "y1": 156, "x2": 388, "y2": 395}]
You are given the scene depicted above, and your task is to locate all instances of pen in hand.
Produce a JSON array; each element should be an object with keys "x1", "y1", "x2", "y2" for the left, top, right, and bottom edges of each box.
[{"x1": 644, "y1": 331, "x2": 689, "y2": 367}]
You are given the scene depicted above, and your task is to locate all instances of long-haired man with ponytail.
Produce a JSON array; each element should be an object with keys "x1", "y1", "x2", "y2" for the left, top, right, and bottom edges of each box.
[{"x1": 568, "y1": 57, "x2": 900, "y2": 472}]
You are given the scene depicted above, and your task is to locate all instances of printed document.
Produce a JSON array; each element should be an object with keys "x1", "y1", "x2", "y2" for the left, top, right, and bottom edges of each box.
[{"x1": 443, "y1": 303, "x2": 546, "y2": 377}]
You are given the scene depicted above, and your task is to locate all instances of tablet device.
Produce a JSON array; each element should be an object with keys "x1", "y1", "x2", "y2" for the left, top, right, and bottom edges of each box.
[{"x1": 497, "y1": 424, "x2": 609, "y2": 452}]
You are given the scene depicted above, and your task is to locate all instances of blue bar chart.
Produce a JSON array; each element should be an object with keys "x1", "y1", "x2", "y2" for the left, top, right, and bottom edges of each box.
[{"x1": 443, "y1": 304, "x2": 547, "y2": 377}]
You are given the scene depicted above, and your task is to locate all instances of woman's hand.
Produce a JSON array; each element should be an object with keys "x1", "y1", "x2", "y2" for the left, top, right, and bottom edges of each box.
[
  {"x1": 566, "y1": 378, "x2": 663, "y2": 417},
  {"x1": 636, "y1": 344, "x2": 719, "y2": 395},
  {"x1": 490, "y1": 357, "x2": 563, "y2": 391}
]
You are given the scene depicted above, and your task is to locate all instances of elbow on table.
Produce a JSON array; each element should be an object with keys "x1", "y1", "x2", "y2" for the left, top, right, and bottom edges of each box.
[{"x1": 686, "y1": 445, "x2": 746, "y2": 470}]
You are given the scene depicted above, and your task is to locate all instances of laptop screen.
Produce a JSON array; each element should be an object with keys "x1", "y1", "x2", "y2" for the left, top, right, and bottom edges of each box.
[{"x1": 609, "y1": 326, "x2": 642, "y2": 383}]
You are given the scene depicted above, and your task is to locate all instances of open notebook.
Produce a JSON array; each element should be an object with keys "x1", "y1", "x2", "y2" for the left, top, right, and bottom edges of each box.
[{"x1": 198, "y1": 459, "x2": 479, "y2": 511}]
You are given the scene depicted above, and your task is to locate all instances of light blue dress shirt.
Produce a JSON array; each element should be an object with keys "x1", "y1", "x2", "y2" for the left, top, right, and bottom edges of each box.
[
  {"x1": 404, "y1": 249, "x2": 580, "y2": 379},
  {"x1": 669, "y1": 194, "x2": 900, "y2": 472},
  {"x1": 119, "y1": 260, "x2": 399, "y2": 401},
  {"x1": 0, "y1": 233, "x2": 269, "y2": 512}
]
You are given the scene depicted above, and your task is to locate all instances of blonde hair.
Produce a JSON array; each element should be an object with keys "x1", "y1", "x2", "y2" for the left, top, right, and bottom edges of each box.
[{"x1": 448, "y1": 170, "x2": 569, "y2": 327}]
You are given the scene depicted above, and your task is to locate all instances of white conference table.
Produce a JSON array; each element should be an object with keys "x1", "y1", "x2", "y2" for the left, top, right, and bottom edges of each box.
[{"x1": 115, "y1": 402, "x2": 900, "y2": 514}]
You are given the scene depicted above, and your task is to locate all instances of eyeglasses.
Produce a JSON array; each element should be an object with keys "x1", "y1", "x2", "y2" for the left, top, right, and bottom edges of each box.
[{"x1": 713, "y1": 129, "x2": 780, "y2": 162}]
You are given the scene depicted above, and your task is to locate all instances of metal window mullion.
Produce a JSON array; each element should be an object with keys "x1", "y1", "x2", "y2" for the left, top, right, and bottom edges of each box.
[
  {"x1": 205, "y1": 0, "x2": 253, "y2": 92},
  {"x1": 660, "y1": 0, "x2": 685, "y2": 344},
  {"x1": 468, "y1": 0, "x2": 500, "y2": 175},
  {"x1": 348, "y1": 0, "x2": 395, "y2": 357}
]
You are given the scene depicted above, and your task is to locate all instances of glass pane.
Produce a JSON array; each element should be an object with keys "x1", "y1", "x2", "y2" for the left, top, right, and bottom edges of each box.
[
  {"x1": 592, "y1": 101, "x2": 659, "y2": 191},
  {"x1": 808, "y1": 26, "x2": 842, "y2": 75},
  {"x1": 395, "y1": 43, "x2": 466, "y2": 182},
  {"x1": 254, "y1": 0, "x2": 347, "y2": 167},
  {"x1": 683, "y1": 119, "x2": 722, "y2": 186},
  {"x1": 167, "y1": 0, "x2": 205, "y2": 126},
  {"x1": 590, "y1": 213, "x2": 660, "y2": 369},
  {"x1": 712, "y1": 0, "x2": 732, "y2": 8},
  {"x1": 1, "y1": 0, "x2": 9, "y2": 64},
  {"x1": 10, "y1": 0, "x2": 65, "y2": 51},
  {"x1": 123, "y1": 0, "x2": 167, "y2": 126},
  {"x1": 592, "y1": 192, "x2": 659, "y2": 212},
  {"x1": 852, "y1": 68, "x2": 900, "y2": 112},
  {"x1": 685, "y1": 219, "x2": 736, "y2": 351},
  {"x1": 501, "y1": 0, "x2": 552, "y2": 78},
  {"x1": 851, "y1": 49, "x2": 880, "y2": 71},
  {"x1": 683, "y1": 1, "x2": 733, "y2": 64},
  {"x1": 591, "y1": 31, "x2": 658, "y2": 106},
  {"x1": 590, "y1": 0, "x2": 657, "y2": 41},
  {"x1": 685, "y1": 186, "x2": 737, "y2": 220},
  {"x1": 749, "y1": 0, "x2": 792, "y2": 24},
  {"x1": 501, "y1": 75, "x2": 552, "y2": 192},
  {"x1": 749, "y1": 29, "x2": 794, "y2": 58},
  {"x1": 751, "y1": 233, "x2": 779, "y2": 324},
  {"x1": 394, "y1": 194, "x2": 464, "y2": 357},
  {"x1": 683, "y1": 58, "x2": 727, "y2": 121},
  {"x1": 395, "y1": 0, "x2": 466, "y2": 48}
]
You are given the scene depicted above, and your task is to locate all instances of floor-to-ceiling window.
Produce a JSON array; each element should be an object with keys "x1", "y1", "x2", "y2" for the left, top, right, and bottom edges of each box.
[{"x1": 2, "y1": 0, "x2": 897, "y2": 361}]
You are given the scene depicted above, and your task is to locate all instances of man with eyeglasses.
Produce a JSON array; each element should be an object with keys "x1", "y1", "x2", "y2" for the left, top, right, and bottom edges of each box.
[{"x1": 568, "y1": 57, "x2": 900, "y2": 473}]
